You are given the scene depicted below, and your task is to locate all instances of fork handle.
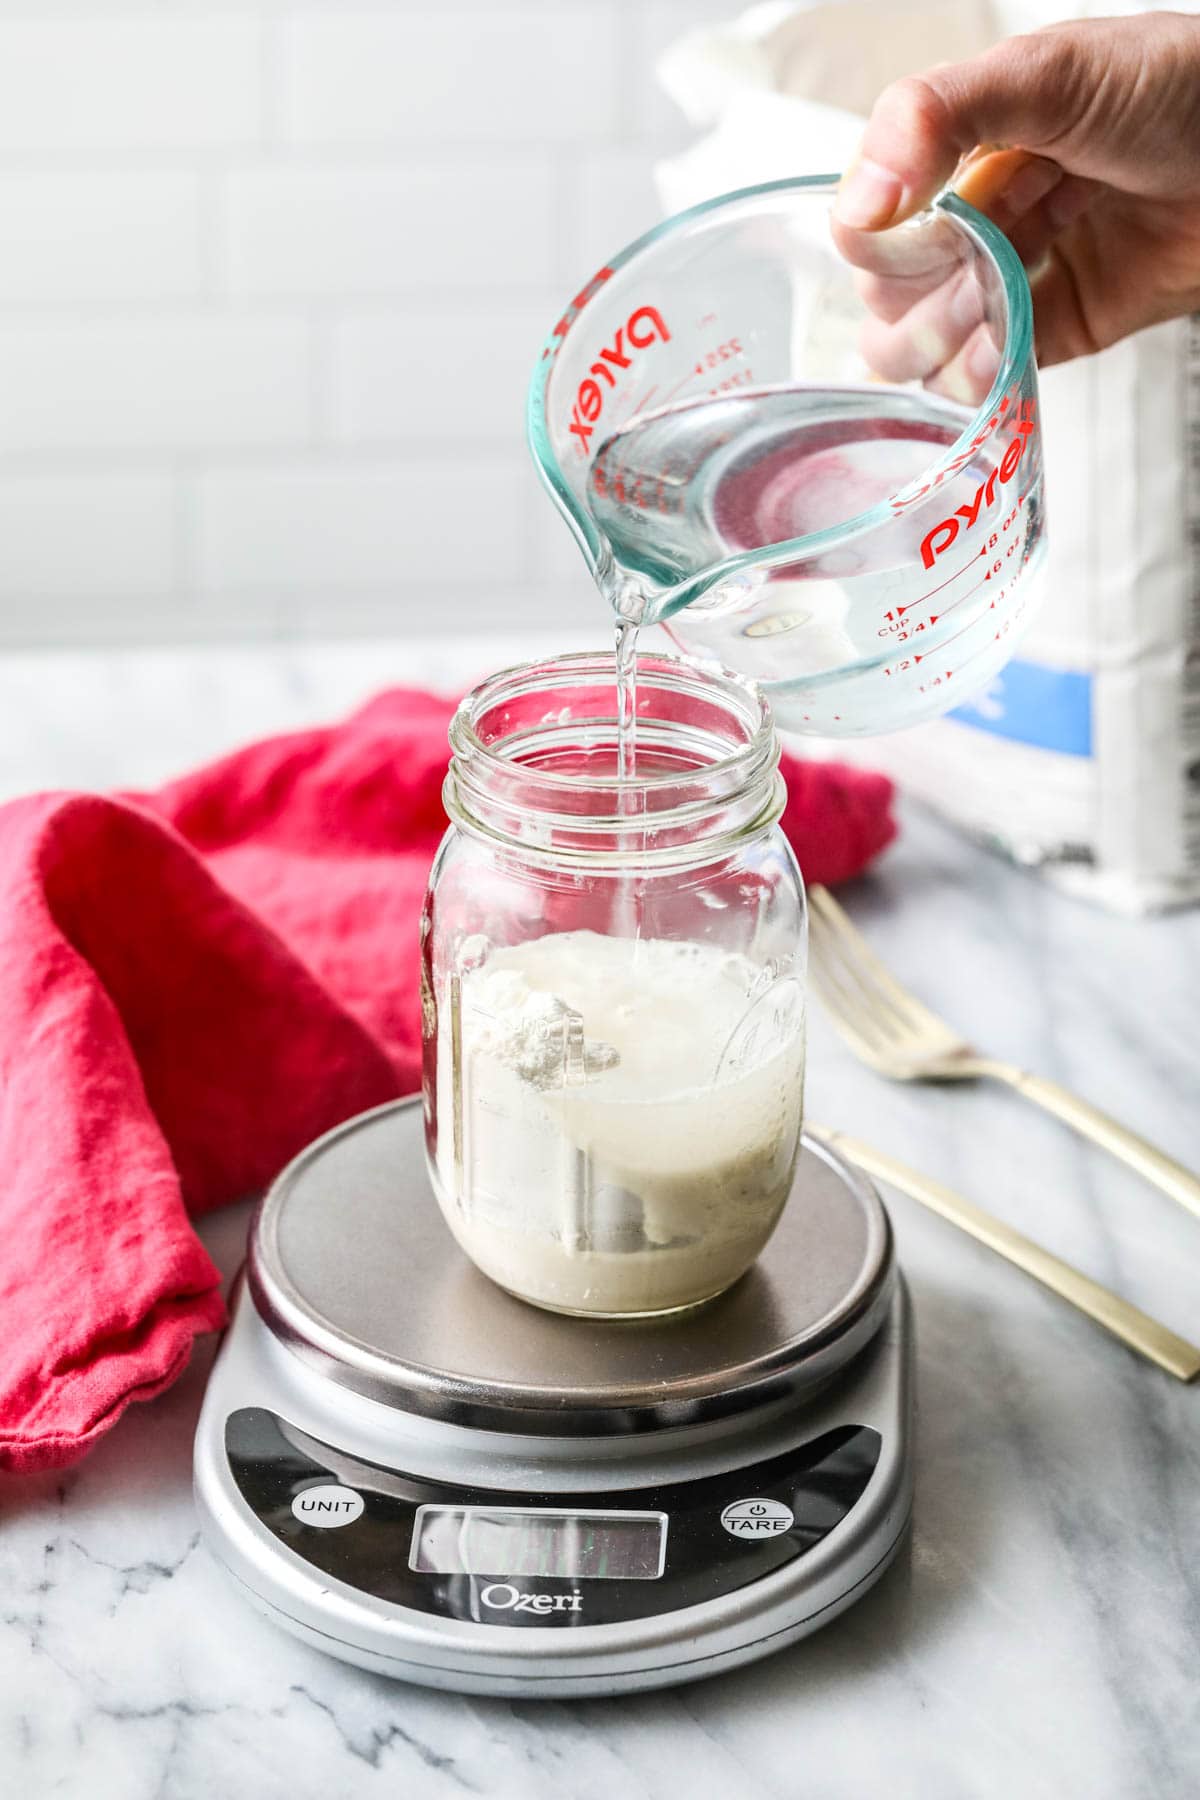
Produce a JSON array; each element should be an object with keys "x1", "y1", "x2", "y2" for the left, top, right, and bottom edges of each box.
[
  {"x1": 813, "y1": 1127, "x2": 1200, "y2": 1382},
  {"x1": 975, "y1": 1061, "x2": 1200, "y2": 1224}
]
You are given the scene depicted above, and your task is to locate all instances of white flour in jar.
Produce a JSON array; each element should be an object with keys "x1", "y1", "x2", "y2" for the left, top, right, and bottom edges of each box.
[{"x1": 430, "y1": 930, "x2": 805, "y2": 1315}]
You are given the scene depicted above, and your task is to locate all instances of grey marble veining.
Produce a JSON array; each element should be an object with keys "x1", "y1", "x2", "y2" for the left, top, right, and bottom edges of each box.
[{"x1": 1, "y1": 641, "x2": 1198, "y2": 1800}]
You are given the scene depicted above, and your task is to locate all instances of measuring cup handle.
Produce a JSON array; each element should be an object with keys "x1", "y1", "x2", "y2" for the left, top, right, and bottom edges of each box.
[{"x1": 981, "y1": 1062, "x2": 1200, "y2": 1225}]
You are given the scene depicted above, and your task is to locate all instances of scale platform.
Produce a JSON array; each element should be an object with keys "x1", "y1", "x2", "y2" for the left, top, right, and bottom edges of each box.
[{"x1": 194, "y1": 1098, "x2": 914, "y2": 1696}]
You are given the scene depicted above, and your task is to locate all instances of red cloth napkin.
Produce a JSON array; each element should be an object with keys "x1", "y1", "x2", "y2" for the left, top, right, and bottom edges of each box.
[{"x1": 0, "y1": 689, "x2": 894, "y2": 1474}]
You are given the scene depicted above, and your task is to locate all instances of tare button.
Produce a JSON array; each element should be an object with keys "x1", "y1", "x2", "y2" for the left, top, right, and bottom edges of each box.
[
  {"x1": 720, "y1": 1497, "x2": 794, "y2": 1538},
  {"x1": 291, "y1": 1484, "x2": 365, "y2": 1529}
]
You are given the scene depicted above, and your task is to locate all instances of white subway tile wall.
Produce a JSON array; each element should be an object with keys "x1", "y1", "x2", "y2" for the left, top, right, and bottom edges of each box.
[
  {"x1": 0, "y1": 0, "x2": 734, "y2": 646},
  {"x1": 0, "y1": 316, "x2": 313, "y2": 453}
]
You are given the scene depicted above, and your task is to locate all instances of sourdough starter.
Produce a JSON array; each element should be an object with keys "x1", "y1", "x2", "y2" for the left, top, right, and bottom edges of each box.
[{"x1": 431, "y1": 930, "x2": 805, "y2": 1315}]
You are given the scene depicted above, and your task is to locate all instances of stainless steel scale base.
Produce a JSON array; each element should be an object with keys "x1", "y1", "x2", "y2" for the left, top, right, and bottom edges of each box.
[{"x1": 194, "y1": 1099, "x2": 914, "y2": 1697}]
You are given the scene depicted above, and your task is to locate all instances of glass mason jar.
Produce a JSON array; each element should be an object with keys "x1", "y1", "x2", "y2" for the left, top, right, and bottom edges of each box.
[{"x1": 420, "y1": 651, "x2": 807, "y2": 1319}]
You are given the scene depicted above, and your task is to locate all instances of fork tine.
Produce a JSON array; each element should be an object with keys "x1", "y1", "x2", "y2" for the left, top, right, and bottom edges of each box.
[
  {"x1": 806, "y1": 920, "x2": 913, "y2": 1062},
  {"x1": 810, "y1": 930, "x2": 911, "y2": 1043},
  {"x1": 808, "y1": 886, "x2": 945, "y2": 1034},
  {"x1": 809, "y1": 988, "x2": 894, "y2": 1068},
  {"x1": 808, "y1": 887, "x2": 921, "y2": 1018},
  {"x1": 807, "y1": 954, "x2": 894, "y2": 1059},
  {"x1": 807, "y1": 894, "x2": 919, "y2": 1046}
]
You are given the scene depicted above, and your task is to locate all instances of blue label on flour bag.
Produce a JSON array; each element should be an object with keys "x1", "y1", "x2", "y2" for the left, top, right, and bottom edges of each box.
[{"x1": 950, "y1": 660, "x2": 1093, "y2": 757}]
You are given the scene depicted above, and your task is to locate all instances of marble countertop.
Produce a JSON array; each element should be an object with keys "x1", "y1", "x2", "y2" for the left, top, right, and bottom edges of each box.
[{"x1": 1, "y1": 638, "x2": 1198, "y2": 1800}]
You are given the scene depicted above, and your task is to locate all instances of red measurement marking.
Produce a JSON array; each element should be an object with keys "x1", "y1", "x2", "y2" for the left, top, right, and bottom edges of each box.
[
  {"x1": 887, "y1": 569, "x2": 988, "y2": 641},
  {"x1": 933, "y1": 570, "x2": 989, "y2": 620},
  {"x1": 709, "y1": 368, "x2": 755, "y2": 395},
  {"x1": 657, "y1": 366, "x2": 702, "y2": 410},
  {"x1": 696, "y1": 338, "x2": 744, "y2": 374},
  {"x1": 914, "y1": 616, "x2": 977, "y2": 661},
  {"x1": 912, "y1": 543, "x2": 994, "y2": 612}
]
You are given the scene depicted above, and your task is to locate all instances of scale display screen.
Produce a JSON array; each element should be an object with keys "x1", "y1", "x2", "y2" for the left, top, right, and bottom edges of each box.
[{"x1": 409, "y1": 1506, "x2": 668, "y2": 1580}]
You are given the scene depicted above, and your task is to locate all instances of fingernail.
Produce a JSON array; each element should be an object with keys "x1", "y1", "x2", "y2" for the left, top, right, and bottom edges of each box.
[
  {"x1": 954, "y1": 147, "x2": 1030, "y2": 211},
  {"x1": 835, "y1": 156, "x2": 904, "y2": 230}
]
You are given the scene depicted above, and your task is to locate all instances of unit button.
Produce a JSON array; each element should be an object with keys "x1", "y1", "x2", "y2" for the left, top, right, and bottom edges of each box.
[
  {"x1": 720, "y1": 1497, "x2": 794, "y2": 1538},
  {"x1": 290, "y1": 1484, "x2": 365, "y2": 1529}
]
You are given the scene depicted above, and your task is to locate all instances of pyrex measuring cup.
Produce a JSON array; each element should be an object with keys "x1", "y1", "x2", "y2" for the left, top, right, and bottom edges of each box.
[{"x1": 528, "y1": 175, "x2": 1045, "y2": 737}]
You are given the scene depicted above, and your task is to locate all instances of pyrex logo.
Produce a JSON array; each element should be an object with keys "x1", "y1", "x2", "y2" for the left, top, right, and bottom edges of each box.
[
  {"x1": 919, "y1": 406, "x2": 1037, "y2": 570},
  {"x1": 481, "y1": 1583, "x2": 584, "y2": 1615},
  {"x1": 568, "y1": 306, "x2": 671, "y2": 454}
]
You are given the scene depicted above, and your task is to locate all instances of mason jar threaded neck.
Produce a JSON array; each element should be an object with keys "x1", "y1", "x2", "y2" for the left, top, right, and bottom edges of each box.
[{"x1": 443, "y1": 651, "x2": 784, "y2": 868}]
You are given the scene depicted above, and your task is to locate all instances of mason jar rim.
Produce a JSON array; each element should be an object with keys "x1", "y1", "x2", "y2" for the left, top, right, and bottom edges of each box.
[
  {"x1": 443, "y1": 650, "x2": 786, "y2": 867},
  {"x1": 448, "y1": 648, "x2": 776, "y2": 792}
]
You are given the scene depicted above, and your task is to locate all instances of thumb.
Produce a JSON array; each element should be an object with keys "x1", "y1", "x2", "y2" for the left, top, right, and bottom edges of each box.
[{"x1": 832, "y1": 17, "x2": 1179, "y2": 230}]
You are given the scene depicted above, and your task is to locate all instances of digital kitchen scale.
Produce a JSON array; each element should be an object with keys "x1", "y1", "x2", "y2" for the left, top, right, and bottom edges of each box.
[{"x1": 194, "y1": 1098, "x2": 913, "y2": 1696}]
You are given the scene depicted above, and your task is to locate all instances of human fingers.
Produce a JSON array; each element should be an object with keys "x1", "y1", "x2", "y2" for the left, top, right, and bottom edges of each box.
[
  {"x1": 836, "y1": 153, "x2": 1063, "y2": 329},
  {"x1": 849, "y1": 151, "x2": 1100, "y2": 385},
  {"x1": 924, "y1": 321, "x2": 1003, "y2": 407},
  {"x1": 833, "y1": 13, "x2": 1200, "y2": 232},
  {"x1": 857, "y1": 266, "x2": 988, "y2": 383},
  {"x1": 1002, "y1": 176, "x2": 1102, "y2": 275}
]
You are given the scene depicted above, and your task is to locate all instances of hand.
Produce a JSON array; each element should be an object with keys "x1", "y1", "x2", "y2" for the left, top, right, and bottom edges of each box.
[{"x1": 832, "y1": 10, "x2": 1200, "y2": 373}]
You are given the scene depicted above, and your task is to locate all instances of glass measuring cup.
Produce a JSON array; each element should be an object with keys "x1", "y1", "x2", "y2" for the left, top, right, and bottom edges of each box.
[{"x1": 527, "y1": 175, "x2": 1045, "y2": 737}]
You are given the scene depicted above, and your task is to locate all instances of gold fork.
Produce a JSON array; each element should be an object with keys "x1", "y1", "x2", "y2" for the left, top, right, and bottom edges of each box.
[{"x1": 808, "y1": 884, "x2": 1200, "y2": 1224}]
